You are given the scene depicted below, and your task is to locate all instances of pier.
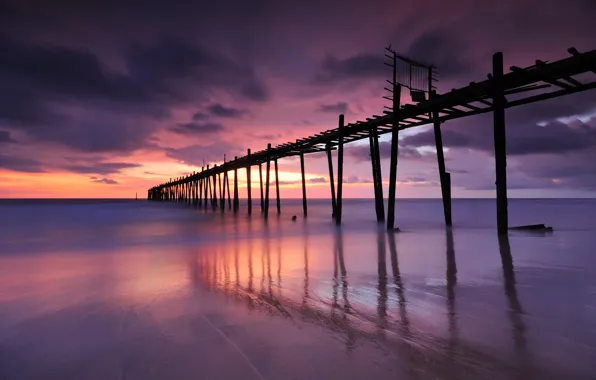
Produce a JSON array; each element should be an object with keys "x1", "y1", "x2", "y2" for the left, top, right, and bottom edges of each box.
[{"x1": 149, "y1": 46, "x2": 596, "y2": 234}]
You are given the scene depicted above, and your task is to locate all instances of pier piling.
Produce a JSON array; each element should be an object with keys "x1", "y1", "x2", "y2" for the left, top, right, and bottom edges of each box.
[
  {"x1": 492, "y1": 52, "x2": 509, "y2": 234},
  {"x1": 326, "y1": 143, "x2": 336, "y2": 218},
  {"x1": 335, "y1": 114, "x2": 344, "y2": 225}
]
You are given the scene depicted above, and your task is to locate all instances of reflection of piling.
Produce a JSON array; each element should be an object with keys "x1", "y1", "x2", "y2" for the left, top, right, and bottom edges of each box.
[
  {"x1": 388, "y1": 232, "x2": 410, "y2": 330},
  {"x1": 377, "y1": 231, "x2": 388, "y2": 333},
  {"x1": 445, "y1": 228, "x2": 458, "y2": 346}
]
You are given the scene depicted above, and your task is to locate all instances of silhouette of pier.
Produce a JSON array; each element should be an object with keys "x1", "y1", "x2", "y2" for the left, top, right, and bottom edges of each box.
[{"x1": 149, "y1": 47, "x2": 596, "y2": 234}]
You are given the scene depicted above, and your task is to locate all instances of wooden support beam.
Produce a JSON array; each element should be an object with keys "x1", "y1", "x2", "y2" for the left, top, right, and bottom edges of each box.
[
  {"x1": 326, "y1": 143, "x2": 336, "y2": 218},
  {"x1": 246, "y1": 149, "x2": 252, "y2": 215},
  {"x1": 274, "y1": 158, "x2": 281, "y2": 215},
  {"x1": 387, "y1": 79, "x2": 402, "y2": 231},
  {"x1": 233, "y1": 158, "x2": 239, "y2": 213},
  {"x1": 218, "y1": 172, "x2": 224, "y2": 211},
  {"x1": 300, "y1": 152, "x2": 307, "y2": 217},
  {"x1": 493, "y1": 52, "x2": 509, "y2": 234},
  {"x1": 335, "y1": 114, "x2": 344, "y2": 225},
  {"x1": 265, "y1": 144, "x2": 271, "y2": 219},
  {"x1": 225, "y1": 170, "x2": 231, "y2": 210},
  {"x1": 259, "y1": 163, "x2": 264, "y2": 213},
  {"x1": 370, "y1": 127, "x2": 385, "y2": 223},
  {"x1": 431, "y1": 92, "x2": 453, "y2": 227},
  {"x1": 204, "y1": 165, "x2": 210, "y2": 208}
]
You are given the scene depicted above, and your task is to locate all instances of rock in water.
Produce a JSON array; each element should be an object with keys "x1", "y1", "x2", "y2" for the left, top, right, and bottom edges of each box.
[{"x1": 291, "y1": 215, "x2": 297, "y2": 221}]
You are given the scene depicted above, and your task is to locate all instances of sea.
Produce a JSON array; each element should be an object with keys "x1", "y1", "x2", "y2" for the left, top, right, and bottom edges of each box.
[{"x1": 0, "y1": 198, "x2": 595, "y2": 379}]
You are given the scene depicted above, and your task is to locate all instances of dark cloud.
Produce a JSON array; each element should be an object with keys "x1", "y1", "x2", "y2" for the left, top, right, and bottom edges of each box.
[
  {"x1": 90, "y1": 177, "x2": 118, "y2": 185},
  {"x1": 317, "y1": 102, "x2": 349, "y2": 114},
  {"x1": 309, "y1": 177, "x2": 327, "y2": 183},
  {"x1": 207, "y1": 104, "x2": 248, "y2": 118},
  {"x1": 344, "y1": 176, "x2": 372, "y2": 184},
  {"x1": 192, "y1": 112, "x2": 209, "y2": 121},
  {"x1": 169, "y1": 122, "x2": 224, "y2": 135},
  {"x1": 314, "y1": 54, "x2": 386, "y2": 84},
  {"x1": 165, "y1": 141, "x2": 244, "y2": 166},
  {"x1": 63, "y1": 162, "x2": 140, "y2": 175},
  {"x1": 405, "y1": 28, "x2": 472, "y2": 80},
  {"x1": 346, "y1": 140, "x2": 433, "y2": 162},
  {"x1": 0, "y1": 130, "x2": 16, "y2": 143},
  {"x1": 0, "y1": 154, "x2": 45, "y2": 173}
]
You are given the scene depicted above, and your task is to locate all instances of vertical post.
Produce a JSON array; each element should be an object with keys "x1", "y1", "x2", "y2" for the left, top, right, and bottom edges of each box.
[
  {"x1": 370, "y1": 127, "x2": 385, "y2": 222},
  {"x1": 199, "y1": 167, "x2": 204, "y2": 208},
  {"x1": 386, "y1": 79, "x2": 402, "y2": 231},
  {"x1": 225, "y1": 171, "x2": 231, "y2": 210},
  {"x1": 336, "y1": 114, "x2": 344, "y2": 225},
  {"x1": 204, "y1": 165, "x2": 210, "y2": 208},
  {"x1": 431, "y1": 95, "x2": 453, "y2": 227},
  {"x1": 259, "y1": 163, "x2": 264, "y2": 213},
  {"x1": 326, "y1": 143, "x2": 336, "y2": 218},
  {"x1": 493, "y1": 52, "x2": 508, "y2": 234},
  {"x1": 212, "y1": 165, "x2": 218, "y2": 209},
  {"x1": 233, "y1": 157, "x2": 239, "y2": 213},
  {"x1": 218, "y1": 172, "x2": 224, "y2": 210},
  {"x1": 274, "y1": 158, "x2": 281, "y2": 215},
  {"x1": 300, "y1": 152, "x2": 307, "y2": 217},
  {"x1": 246, "y1": 149, "x2": 252, "y2": 215},
  {"x1": 264, "y1": 144, "x2": 271, "y2": 219}
]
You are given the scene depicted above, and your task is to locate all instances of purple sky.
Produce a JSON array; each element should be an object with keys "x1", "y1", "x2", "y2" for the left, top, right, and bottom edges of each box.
[{"x1": 1, "y1": 0, "x2": 596, "y2": 198}]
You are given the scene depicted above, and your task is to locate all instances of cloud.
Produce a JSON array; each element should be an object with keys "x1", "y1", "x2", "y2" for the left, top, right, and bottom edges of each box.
[
  {"x1": 90, "y1": 177, "x2": 118, "y2": 185},
  {"x1": 164, "y1": 140, "x2": 244, "y2": 166},
  {"x1": 0, "y1": 130, "x2": 16, "y2": 143},
  {"x1": 309, "y1": 177, "x2": 327, "y2": 183},
  {"x1": 314, "y1": 54, "x2": 386, "y2": 84},
  {"x1": 63, "y1": 162, "x2": 140, "y2": 175},
  {"x1": 0, "y1": 154, "x2": 45, "y2": 172},
  {"x1": 169, "y1": 122, "x2": 224, "y2": 135},
  {"x1": 345, "y1": 140, "x2": 433, "y2": 162},
  {"x1": 207, "y1": 104, "x2": 248, "y2": 118},
  {"x1": 317, "y1": 102, "x2": 349, "y2": 114},
  {"x1": 192, "y1": 112, "x2": 209, "y2": 121},
  {"x1": 344, "y1": 175, "x2": 372, "y2": 184}
]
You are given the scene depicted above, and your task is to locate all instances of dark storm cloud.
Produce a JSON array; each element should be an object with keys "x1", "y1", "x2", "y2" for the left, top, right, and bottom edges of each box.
[
  {"x1": 207, "y1": 104, "x2": 248, "y2": 118},
  {"x1": 192, "y1": 112, "x2": 209, "y2": 121},
  {"x1": 0, "y1": 154, "x2": 45, "y2": 173},
  {"x1": 63, "y1": 162, "x2": 140, "y2": 175},
  {"x1": 0, "y1": 130, "x2": 16, "y2": 143},
  {"x1": 165, "y1": 141, "x2": 245, "y2": 166},
  {"x1": 0, "y1": 34, "x2": 268, "y2": 153},
  {"x1": 317, "y1": 102, "x2": 349, "y2": 114},
  {"x1": 169, "y1": 122, "x2": 224, "y2": 135},
  {"x1": 346, "y1": 141, "x2": 433, "y2": 162},
  {"x1": 314, "y1": 54, "x2": 386, "y2": 84},
  {"x1": 402, "y1": 118, "x2": 596, "y2": 156},
  {"x1": 405, "y1": 28, "x2": 472, "y2": 79},
  {"x1": 90, "y1": 177, "x2": 118, "y2": 185}
]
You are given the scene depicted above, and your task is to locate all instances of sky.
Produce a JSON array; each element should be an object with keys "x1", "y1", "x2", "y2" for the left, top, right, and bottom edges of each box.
[{"x1": 1, "y1": 0, "x2": 596, "y2": 198}]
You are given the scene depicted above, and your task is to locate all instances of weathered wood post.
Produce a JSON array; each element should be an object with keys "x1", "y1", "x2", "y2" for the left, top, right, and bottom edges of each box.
[
  {"x1": 274, "y1": 158, "x2": 281, "y2": 215},
  {"x1": 300, "y1": 152, "x2": 307, "y2": 217},
  {"x1": 259, "y1": 163, "x2": 264, "y2": 213},
  {"x1": 246, "y1": 149, "x2": 252, "y2": 215},
  {"x1": 492, "y1": 52, "x2": 509, "y2": 234},
  {"x1": 233, "y1": 157, "x2": 239, "y2": 213},
  {"x1": 431, "y1": 92, "x2": 453, "y2": 226},
  {"x1": 264, "y1": 143, "x2": 271, "y2": 219},
  {"x1": 218, "y1": 172, "x2": 224, "y2": 211},
  {"x1": 326, "y1": 142, "x2": 336, "y2": 218},
  {"x1": 370, "y1": 127, "x2": 385, "y2": 222},
  {"x1": 199, "y1": 167, "x2": 204, "y2": 209},
  {"x1": 212, "y1": 165, "x2": 218, "y2": 209},
  {"x1": 335, "y1": 114, "x2": 344, "y2": 225},
  {"x1": 225, "y1": 170, "x2": 231, "y2": 210},
  {"x1": 204, "y1": 165, "x2": 210, "y2": 208},
  {"x1": 387, "y1": 82, "x2": 402, "y2": 231}
]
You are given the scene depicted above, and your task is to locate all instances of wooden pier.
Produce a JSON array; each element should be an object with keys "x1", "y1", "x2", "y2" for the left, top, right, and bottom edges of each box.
[{"x1": 149, "y1": 46, "x2": 596, "y2": 234}]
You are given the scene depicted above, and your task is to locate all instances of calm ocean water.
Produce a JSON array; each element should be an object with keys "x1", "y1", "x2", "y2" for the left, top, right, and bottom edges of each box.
[{"x1": 0, "y1": 198, "x2": 595, "y2": 379}]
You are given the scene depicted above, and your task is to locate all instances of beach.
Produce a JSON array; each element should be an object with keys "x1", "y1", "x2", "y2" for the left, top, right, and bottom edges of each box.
[{"x1": 1, "y1": 198, "x2": 595, "y2": 379}]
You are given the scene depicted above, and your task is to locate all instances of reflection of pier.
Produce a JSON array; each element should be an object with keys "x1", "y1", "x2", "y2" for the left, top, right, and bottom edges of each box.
[{"x1": 191, "y1": 229, "x2": 534, "y2": 377}]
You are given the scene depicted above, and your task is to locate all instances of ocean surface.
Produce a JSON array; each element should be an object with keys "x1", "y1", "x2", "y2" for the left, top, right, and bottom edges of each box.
[{"x1": 0, "y1": 198, "x2": 595, "y2": 379}]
